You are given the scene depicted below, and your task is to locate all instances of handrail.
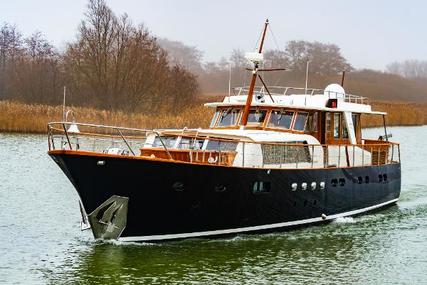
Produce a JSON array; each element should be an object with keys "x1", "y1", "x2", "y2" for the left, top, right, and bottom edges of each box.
[
  {"x1": 232, "y1": 86, "x2": 369, "y2": 105},
  {"x1": 47, "y1": 121, "x2": 400, "y2": 169},
  {"x1": 48, "y1": 122, "x2": 173, "y2": 160},
  {"x1": 116, "y1": 128, "x2": 136, "y2": 156}
]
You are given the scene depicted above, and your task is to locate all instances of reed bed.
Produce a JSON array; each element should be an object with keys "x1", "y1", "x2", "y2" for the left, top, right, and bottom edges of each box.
[
  {"x1": 0, "y1": 99, "x2": 426, "y2": 134},
  {"x1": 363, "y1": 101, "x2": 427, "y2": 127},
  {"x1": 0, "y1": 101, "x2": 213, "y2": 133}
]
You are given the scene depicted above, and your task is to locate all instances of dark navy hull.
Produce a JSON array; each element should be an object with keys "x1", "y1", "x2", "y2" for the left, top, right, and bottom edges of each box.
[{"x1": 50, "y1": 151, "x2": 401, "y2": 241}]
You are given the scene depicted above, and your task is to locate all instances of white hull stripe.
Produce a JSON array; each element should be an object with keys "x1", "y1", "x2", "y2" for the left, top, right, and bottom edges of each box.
[{"x1": 118, "y1": 198, "x2": 398, "y2": 242}]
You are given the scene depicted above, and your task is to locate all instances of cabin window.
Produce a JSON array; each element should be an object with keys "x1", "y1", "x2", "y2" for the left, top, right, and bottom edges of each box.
[
  {"x1": 352, "y1": 113, "x2": 360, "y2": 140},
  {"x1": 210, "y1": 110, "x2": 221, "y2": 128},
  {"x1": 306, "y1": 112, "x2": 318, "y2": 132},
  {"x1": 217, "y1": 109, "x2": 240, "y2": 127},
  {"x1": 206, "y1": 140, "x2": 237, "y2": 151},
  {"x1": 247, "y1": 109, "x2": 267, "y2": 125},
  {"x1": 252, "y1": 181, "x2": 271, "y2": 194},
  {"x1": 326, "y1": 113, "x2": 332, "y2": 138},
  {"x1": 294, "y1": 112, "x2": 309, "y2": 131},
  {"x1": 342, "y1": 122, "x2": 349, "y2": 139},
  {"x1": 177, "y1": 137, "x2": 192, "y2": 149},
  {"x1": 177, "y1": 137, "x2": 204, "y2": 150},
  {"x1": 153, "y1": 136, "x2": 177, "y2": 148},
  {"x1": 333, "y1": 113, "x2": 341, "y2": 138},
  {"x1": 268, "y1": 110, "x2": 294, "y2": 129}
]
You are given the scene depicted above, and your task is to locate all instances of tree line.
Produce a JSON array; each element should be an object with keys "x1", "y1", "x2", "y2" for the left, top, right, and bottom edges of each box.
[
  {"x1": 0, "y1": 0, "x2": 198, "y2": 113},
  {"x1": 386, "y1": 60, "x2": 427, "y2": 80},
  {"x1": 160, "y1": 38, "x2": 427, "y2": 103},
  {"x1": 160, "y1": 39, "x2": 353, "y2": 93},
  {"x1": 1, "y1": 0, "x2": 426, "y2": 114}
]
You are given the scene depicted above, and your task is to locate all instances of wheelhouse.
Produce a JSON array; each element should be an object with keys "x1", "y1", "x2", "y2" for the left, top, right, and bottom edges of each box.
[{"x1": 208, "y1": 106, "x2": 363, "y2": 145}]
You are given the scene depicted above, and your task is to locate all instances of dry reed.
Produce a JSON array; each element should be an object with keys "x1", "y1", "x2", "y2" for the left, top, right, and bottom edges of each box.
[
  {"x1": 0, "y1": 101, "x2": 212, "y2": 133},
  {"x1": 0, "y1": 99, "x2": 425, "y2": 134}
]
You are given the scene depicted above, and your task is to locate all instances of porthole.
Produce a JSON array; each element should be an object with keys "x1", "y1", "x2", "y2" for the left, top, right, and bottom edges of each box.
[
  {"x1": 365, "y1": 176, "x2": 370, "y2": 184},
  {"x1": 339, "y1": 178, "x2": 346, "y2": 187},
  {"x1": 214, "y1": 184, "x2": 227, "y2": 192},
  {"x1": 320, "y1": 182, "x2": 326, "y2": 190},
  {"x1": 172, "y1": 181, "x2": 184, "y2": 192},
  {"x1": 304, "y1": 200, "x2": 308, "y2": 206},
  {"x1": 293, "y1": 201, "x2": 297, "y2": 207},
  {"x1": 357, "y1": 176, "x2": 363, "y2": 184},
  {"x1": 331, "y1": 179, "x2": 338, "y2": 187},
  {"x1": 383, "y1": 174, "x2": 388, "y2": 182},
  {"x1": 378, "y1": 174, "x2": 383, "y2": 182},
  {"x1": 291, "y1": 183, "x2": 298, "y2": 191},
  {"x1": 311, "y1": 182, "x2": 317, "y2": 190},
  {"x1": 252, "y1": 181, "x2": 271, "y2": 194},
  {"x1": 313, "y1": 200, "x2": 317, "y2": 205},
  {"x1": 301, "y1": 183, "x2": 307, "y2": 190}
]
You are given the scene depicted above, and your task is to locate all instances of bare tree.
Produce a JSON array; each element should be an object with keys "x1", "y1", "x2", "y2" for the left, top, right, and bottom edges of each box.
[
  {"x1": 63, "y1": 0, "x2": 198, "y2": 112},
  {"x1": 157, "y1": 38, "x2": 203, "y2": 73},
  {"x1": 0, "y1": 23, "x2": 23, "y2": 99},
  {"x1": 387, "y1": 60, "x2": 427, "y2": 79},
  {"x1": 285, "y1": 40, "x2": 352, "y2": 75}
]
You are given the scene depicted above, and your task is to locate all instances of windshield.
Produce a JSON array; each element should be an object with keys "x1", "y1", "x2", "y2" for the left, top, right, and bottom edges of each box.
[
  {"x1": 247, "y1": 110, "x2": 267, "y2": 125},
  {"x1": 268, "y1": 110, "x2": 294, "y2": 129},
  {"x1": 294, "y1": 112, "x2": 309, "y2": 131},
  {"x1": 153, "y1": 136, "x2": 177, "y2": 148},
  {"x1": 217, "y1": 109, "x2": 240, "y2": 127},
  {"x1": 177, "y1": 137, "x2": 205, "y2": 150}
]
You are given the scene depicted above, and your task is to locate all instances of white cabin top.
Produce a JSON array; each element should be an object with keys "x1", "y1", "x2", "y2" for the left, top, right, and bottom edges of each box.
[{"x1": 205, "y1": 84, "x2": 385, "y2": 115}]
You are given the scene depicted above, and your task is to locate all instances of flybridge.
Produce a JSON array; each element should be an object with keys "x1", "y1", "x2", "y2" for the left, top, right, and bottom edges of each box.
[{"x1": 204, "y1": 84, "x2": 383, "y2": 115}]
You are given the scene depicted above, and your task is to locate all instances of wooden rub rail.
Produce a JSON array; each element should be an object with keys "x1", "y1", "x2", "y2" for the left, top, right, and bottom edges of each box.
[{"x1": 47, "y1": 122, "x2": 400, "y2": 169}]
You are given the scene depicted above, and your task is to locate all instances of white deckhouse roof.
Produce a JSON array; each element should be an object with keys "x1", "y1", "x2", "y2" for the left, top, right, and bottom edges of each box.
[{"x1": 204, "y1": 85, "x2": 386, "y2": 115}]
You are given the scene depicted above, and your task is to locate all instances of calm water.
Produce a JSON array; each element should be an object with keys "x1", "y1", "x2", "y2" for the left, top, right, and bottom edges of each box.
[{"x1": 0, "y1": 126, "x2": 426, "y2": 284}]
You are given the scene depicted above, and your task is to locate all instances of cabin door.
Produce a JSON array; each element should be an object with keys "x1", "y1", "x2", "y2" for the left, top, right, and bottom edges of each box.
[
  {"x1": 324, "y1": 112, "x2": 351, "y2": 167},
  {"x1": 324, "y1": 112, "x2": 350, "y2": 144}
]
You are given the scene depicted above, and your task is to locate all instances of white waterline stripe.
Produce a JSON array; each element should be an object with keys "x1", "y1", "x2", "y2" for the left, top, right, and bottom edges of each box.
[{"x1": 119, "y1": 198, "x2": 398, "y2": 242}]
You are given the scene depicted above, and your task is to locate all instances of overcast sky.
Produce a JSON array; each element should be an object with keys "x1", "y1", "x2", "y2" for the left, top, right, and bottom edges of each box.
[{"x1": 1, "y1": 0, "x2": 426, "y2": 70}]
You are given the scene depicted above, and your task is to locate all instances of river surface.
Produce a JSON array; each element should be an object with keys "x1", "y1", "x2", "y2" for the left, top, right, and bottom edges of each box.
[{"x1": 0, "y1": 126, "x2": 426, "y2": 284}]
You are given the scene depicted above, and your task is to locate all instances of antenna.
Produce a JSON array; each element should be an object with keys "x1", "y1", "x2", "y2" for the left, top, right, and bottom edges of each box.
[
  {"x1": 62, "y1": 86, "x2": 66, "y2": 121},
  {"x1": 341, "y1": 70, "x2": 346, "y2": 87},
  {"x1": 228, "y1": 62, "x2": 232, "y2": 97},
  {"x1": 305, "y1": 61, "x2": 310, "y2": 95}
]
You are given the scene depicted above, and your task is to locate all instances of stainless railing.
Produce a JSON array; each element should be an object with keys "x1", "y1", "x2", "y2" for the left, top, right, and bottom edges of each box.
[
  {"x1": 48, "y1": 122, "x2": 400, "y2": 169},
  {"x1": 47, "y1": 122, "x2": 173, "y2": 159},
  {"x1": 233, "y1": 86, "x2": 369, "y2": 105}
]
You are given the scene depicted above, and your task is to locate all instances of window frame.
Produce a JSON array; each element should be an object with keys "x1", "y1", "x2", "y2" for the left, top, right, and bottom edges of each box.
[
  {"x1": 244, "y1": 109, "x2": 268, "y2": 126},
  {"x1": 216, "y1": 108, "x2": 242, "y2": 128},
  {"x1": 267, "y1": 109, "x2": 295, "y2": 130},
  {"x1": 293, "y1": 112, "x2": 309, "y2": 132}
]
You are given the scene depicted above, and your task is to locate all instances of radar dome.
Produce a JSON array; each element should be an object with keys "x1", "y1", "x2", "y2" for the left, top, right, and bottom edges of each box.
[{"x1": 324, "y1": 84, "x2": 345, "y2": 99}]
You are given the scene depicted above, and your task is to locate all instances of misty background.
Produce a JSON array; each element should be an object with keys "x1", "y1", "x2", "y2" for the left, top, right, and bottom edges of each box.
[{"x1": 0, "y1": 0, "x2": 427, "y2": 114}]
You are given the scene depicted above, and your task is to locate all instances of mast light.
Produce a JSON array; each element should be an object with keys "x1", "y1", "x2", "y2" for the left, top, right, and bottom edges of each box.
[{"x1": 245, "y1": 52, "x2": 264, "y2": 64}]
